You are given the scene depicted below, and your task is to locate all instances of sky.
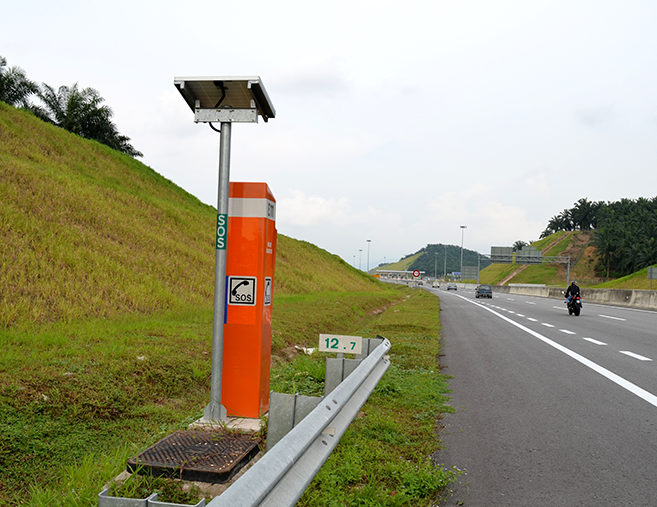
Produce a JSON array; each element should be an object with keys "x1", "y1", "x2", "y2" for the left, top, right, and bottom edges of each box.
[{"x1": 3, "y1": 0, "x2": 657, "y2": 270}]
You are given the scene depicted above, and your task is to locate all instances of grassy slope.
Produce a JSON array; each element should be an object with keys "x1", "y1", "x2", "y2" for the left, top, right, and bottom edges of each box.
[
  {"x1": 0, "y1": 103, "x2": 381, "y2": 329},
  {"x1": 381, "y1": 253, "x2": 423, "y2": 272},
  {"x1": 2, "y1": 103, "x2": 439, "y2": 504},
  {"x1": 479, "y1": 231, "x2": 601, "y2": 287},
  {"x1": 593, "y1": 265, "x2": 657, "y2": 290}
]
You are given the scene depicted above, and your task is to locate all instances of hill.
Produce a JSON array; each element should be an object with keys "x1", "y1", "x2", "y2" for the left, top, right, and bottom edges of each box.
[
  {"x1": 0, "y1": 102, "x2": 381, "y2": 329},
  {"x1": 379, "y1": 244, "x2": 488, "y2": 278},
  {"x1": 479, "y1": 231, "x2": 604, "y2": 286}
]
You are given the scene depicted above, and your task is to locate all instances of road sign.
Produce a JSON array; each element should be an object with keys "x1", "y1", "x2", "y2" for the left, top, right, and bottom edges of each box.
[
  {"x1": 413, "y1": 270, "x2": 420, "y2": 278},
  {"x1": 264, "y1": 277, "x2": 272, "y2": 306},
  {"x1": 228, "y1": 276, "x2": 257, "y2": 306},
  {"x1": 319, "y1": 334, "x2": 363, "y2": 355}
]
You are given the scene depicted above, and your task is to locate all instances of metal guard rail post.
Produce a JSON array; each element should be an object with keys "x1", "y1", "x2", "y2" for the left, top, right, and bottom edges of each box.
[{"x1": 208, "y1": 337, "x2": 391, "y2": 507}]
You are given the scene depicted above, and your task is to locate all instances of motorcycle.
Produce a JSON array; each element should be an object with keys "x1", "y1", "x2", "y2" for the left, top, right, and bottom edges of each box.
[{"x1": 566, "y1": 295, "x2": 583, "y2": 316}]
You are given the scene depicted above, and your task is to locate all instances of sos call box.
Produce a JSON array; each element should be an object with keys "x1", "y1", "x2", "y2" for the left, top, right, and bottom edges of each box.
[{"x1": 222, "y1": 182, "x2": 277, "y2": 418}]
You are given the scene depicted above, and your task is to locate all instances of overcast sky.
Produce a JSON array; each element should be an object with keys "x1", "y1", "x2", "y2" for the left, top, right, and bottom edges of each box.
[{"x1": 3, "y1": 1, "x2": 657, "y2": 269}]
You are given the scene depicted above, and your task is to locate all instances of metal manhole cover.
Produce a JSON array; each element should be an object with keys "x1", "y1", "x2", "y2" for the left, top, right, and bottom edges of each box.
[{"x1": 127, "y1": 430, "x2": 262, "y2": 483}]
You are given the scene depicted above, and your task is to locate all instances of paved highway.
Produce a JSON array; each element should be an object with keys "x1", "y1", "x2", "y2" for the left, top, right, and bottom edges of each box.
[{"x1": 429, "y1": 286, "x2": 657, "y2": 506}]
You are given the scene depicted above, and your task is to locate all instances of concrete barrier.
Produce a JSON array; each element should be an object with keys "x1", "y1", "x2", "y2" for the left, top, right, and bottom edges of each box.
[{"x1": 492, "y1": 285, "x2": 657, "y2": 311}]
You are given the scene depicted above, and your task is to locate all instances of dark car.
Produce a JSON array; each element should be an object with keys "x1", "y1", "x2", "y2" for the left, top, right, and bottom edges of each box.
[{"x1": 475, "y1": 284, "x2": 492, "y2": 298}]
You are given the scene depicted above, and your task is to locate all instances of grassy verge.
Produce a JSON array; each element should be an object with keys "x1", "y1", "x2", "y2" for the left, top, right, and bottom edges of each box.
[
  {"x1": 2, "y1": 284, "x2": 459, "y2": 505},
  {"x1": 273, "y1": 289, "x2": 459, "y2": 506}
]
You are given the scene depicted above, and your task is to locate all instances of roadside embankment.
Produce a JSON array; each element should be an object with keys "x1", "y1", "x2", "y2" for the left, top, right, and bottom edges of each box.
[{"x1": 493, "y1": 284, "x2": 657, "y2": 311}]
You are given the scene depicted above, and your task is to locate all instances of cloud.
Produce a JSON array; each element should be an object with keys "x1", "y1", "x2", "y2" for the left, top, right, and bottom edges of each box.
[
  {"x1": 522, "y1": 172, "x2": 551, "y2": 198},
  {"x1": 272, "y1": 57, "x2": 352, "y2": 98},
  {"x1": 277, "y1": 190, "x2": 352, "y2": 227},
  {"x1": 575, "y1": 105, "x2": 616, "y2": 126}
]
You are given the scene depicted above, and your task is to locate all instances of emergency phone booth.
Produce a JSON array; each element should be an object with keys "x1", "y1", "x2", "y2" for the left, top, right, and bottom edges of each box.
[{"x1": 221, "y1": 182, "x2": 277, "y2": 418}]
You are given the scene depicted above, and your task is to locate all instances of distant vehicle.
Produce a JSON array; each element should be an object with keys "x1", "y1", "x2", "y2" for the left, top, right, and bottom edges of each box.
[
  {"x1": 447, "y1": 283, "x2": 457, "y2": 291},
  {"x1": 433, "y1": 282, "x2": 440, "y2": 288},
  {"x1": 475, "y1": 284, "x2": 492, "y2": 298}
]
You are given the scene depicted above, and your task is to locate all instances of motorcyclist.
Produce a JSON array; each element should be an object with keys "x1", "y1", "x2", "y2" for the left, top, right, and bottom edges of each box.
[{"x1": 565, "y1": 280, "x2": 581, "y2": 306}]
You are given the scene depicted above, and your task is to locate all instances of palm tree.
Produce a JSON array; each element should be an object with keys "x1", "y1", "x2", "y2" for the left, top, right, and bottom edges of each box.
[
  {"x1": 37, "y1": 83, "x2": 142, "y2": 157},
  {"x1": 0, "y1": 56, "x2": 39, "y2": 108},
  {"x1": 512, "y1": 240, "x2": 529, "y2": 252}
]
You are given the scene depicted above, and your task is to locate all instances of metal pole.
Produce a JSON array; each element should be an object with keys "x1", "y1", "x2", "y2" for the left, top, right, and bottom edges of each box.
[
  {"x1": 366, "y1": 240, "x2": 371, "y2": 273},
  {"x1": 443, "y1": 245, "x2": 447, "y2": 279},
  {"x1": 477, "y1": 253, "x2": 480, "y2": 284},
  {"x1": 460, "y1": 226, "x2": 467, "y2": 281},
  {"x1": 435, "y1": 252, "x2": 438, "y2": 279},
  {"x1": 359, "y1": 249, "x2": 362, "y2": 270},
  {"x1": 566, "y1": 257, "x2": 571, "y2": 286},
  {"x1": 205, "y1": 121, "x2": 231, "y2": 423}
]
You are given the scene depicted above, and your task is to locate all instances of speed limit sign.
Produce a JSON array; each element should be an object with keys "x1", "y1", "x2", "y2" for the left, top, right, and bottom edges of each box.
[{"x1": 413, "y1": 270, "x2": 420, "y2": 278}]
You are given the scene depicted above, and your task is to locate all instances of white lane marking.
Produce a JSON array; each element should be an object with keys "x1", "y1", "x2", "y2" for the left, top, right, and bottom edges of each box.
[
  {"x1": 584, "y1": 338, "x2": 607, "y2": 346},
  {"x1": 553, "y1": 306, "x2": 567, "y2": 310},
  {"x1": 542, "y1": 323, "x2": 555, "y2": 328},
  {"x1": 507, "y1": 298, "x2": 515, "y2": 301},
  {"x1": 527, "y1": 318, "x2": 538, "y2": 322},
  {"x1": 516, "y1": 314, "x2": 525, "y2": 317},
  {"x1": 620, "y1": 351, "x2": 652, "y2": 361},
  {"x1": 560, "y1": 329, "x2": 576, "y2": 335},
  {"x1": 526, "y1": 302, "x2": 536, "y2": 305},
  {"x1": 600, "y1": 314, "x2": 627, "y2": 322},
  {"x1": 457, "y1": 294, "x2": 657, "y2": 409}
]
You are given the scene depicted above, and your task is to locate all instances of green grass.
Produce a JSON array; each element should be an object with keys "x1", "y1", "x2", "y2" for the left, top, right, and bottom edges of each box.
[
  {"x1": 530, "y1": 231, "x2": 568, "y2": 252},
  {"x1": 478, "y1": 263, "x2": 519, "y2": 285},
  {"x1": 0, "y1": 103, "x2": 386, "y2": 330},
  {"x1": 592, "y1": 264, "x2": 657, "y2": 290},
  {"x1": 0, "y1": 287, "x2": 458, "y2": 506},
  {"x1": 297, "y1": 290, "x2": 460, "y2": 506},
  {"x1": 505, "y1": 264, "x2": 564, "y2": 286},
  {"x1": 382, "y1": 253, "x2": 423, "y2": 272}
]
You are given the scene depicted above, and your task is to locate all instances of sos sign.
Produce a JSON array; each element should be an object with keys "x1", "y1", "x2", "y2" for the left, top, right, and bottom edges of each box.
[
  {"x1": 228, "y1": 276, "x2": 257, "y2": 306},
  {"x1": 216, "y1": 213, "x2": 227, "y2": 250}
]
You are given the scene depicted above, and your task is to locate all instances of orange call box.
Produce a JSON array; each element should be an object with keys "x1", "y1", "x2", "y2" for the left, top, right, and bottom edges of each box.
[{"x1": 222, "y1": 182, "x2": 277, "y2": 418}]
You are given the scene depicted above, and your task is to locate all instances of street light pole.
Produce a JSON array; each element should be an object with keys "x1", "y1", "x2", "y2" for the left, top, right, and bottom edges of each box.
[
  {"x1": 359, "y1": 249, "x2": 363, "y2": 270},
  {"x1": 366, "y1": 239, "x2": 371, "y2": 273},
  {"x1": 443, "y1": 244, "x2": 447, "y2": 279},
  {"x1": 460, "y1": 226, "x2": 467, "y2": 281},
  {"x1": 435, "y1": 252, "x2": 438, "y2": 279}
]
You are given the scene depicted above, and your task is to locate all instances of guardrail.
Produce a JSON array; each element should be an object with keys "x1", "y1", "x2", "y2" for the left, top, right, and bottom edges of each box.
[{"x1": 207, "y1": 337, "x2": 391, "y2": 507}]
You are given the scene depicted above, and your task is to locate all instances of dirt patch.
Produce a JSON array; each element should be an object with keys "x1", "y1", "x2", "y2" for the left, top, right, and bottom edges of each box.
[{"x1": 270, "y1": 346, "x2": 299, "y2": 367}]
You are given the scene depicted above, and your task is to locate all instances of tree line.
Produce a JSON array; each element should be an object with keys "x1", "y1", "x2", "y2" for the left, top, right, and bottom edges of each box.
[
  {"x1": 541, "y1": 197, "x2": 657, "y2": 277},
  {"x1": 0, "y1": 56, "x2": 141, "y2": 157}
]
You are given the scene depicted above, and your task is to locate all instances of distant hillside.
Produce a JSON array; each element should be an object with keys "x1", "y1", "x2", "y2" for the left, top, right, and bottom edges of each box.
[
  {"x1": 380, "y1": 244, "x2": 487, "y2": 277},
  {"x1": 0, "y1": 103, "x2": 381, "y2": 328},
  {"x1": 479, "y1": 231, "x2": 603, "y2": 286}
]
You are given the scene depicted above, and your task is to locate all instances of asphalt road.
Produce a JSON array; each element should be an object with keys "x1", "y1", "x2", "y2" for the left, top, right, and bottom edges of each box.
[{"x1": 430, "y1": 286, "x2": 657, "y2": 507}]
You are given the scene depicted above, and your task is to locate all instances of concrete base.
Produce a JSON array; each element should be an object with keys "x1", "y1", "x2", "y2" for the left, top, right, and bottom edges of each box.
[{"x1": 189, "y1": 415, "x2": 265, "y2": 434}]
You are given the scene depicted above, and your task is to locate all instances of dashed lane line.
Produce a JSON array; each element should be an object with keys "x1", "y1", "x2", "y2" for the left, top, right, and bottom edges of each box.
[
  {"x1": 600, "y1": 314, "x2": 627, "y2": 322},
  {"x1": 620, "y1": 351, "x2": 652, "y2": 361},
  {"x1": 458, "y1": 294, "x2": 657, "y2": 409}
]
